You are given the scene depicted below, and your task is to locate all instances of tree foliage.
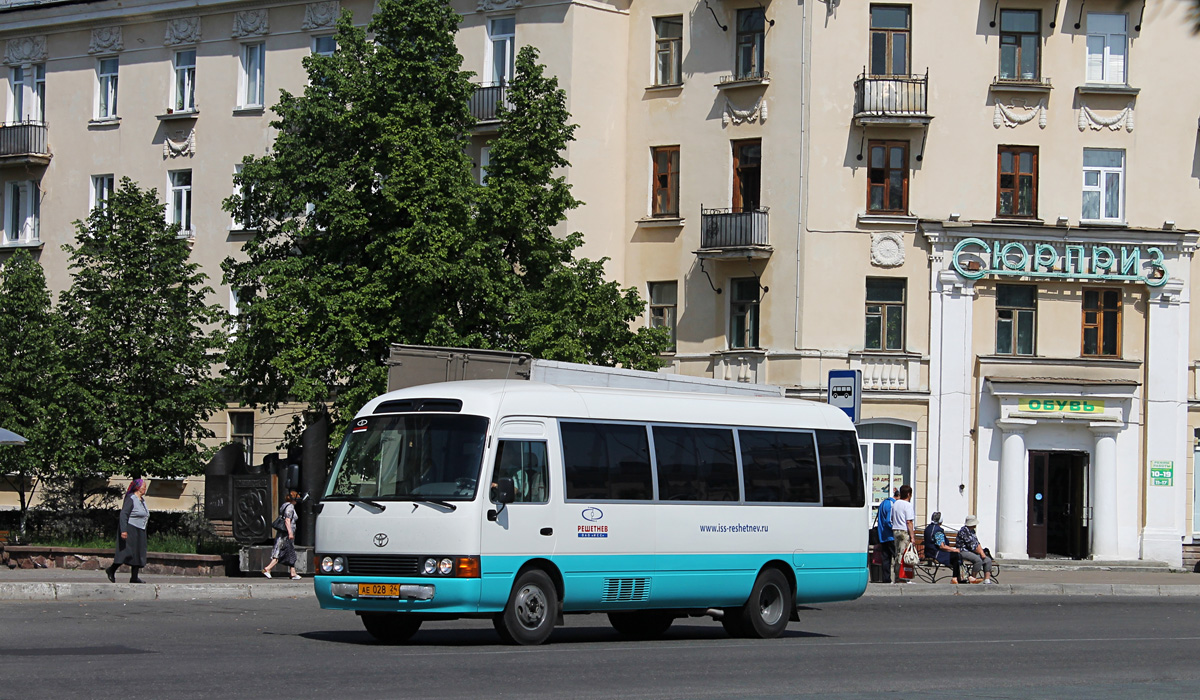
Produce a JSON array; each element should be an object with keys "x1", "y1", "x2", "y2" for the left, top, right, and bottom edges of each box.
[
  {"x1": 58, "y1": 178, "x2": 226, "y2": 480},
  {"x1": 0, "y1": 250, "x2": 68, "y2": 535},
  {"x1": 224, "y1": 0, "x2": 668, "y2": 433}
]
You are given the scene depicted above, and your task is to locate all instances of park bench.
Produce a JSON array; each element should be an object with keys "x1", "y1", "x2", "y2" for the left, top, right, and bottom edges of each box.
[{"x1": 913, "y1": 529, "x2": 1001, "y2": 583}]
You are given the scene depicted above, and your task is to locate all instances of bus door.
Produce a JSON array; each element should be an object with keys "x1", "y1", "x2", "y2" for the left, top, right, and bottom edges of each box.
[{"x1": 480, "y1": 421, "x2": 555, "y2": 607}]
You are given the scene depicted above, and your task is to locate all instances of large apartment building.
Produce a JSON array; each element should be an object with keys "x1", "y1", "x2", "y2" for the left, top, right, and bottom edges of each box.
[{"x1": 2, "y1": 0, "x2": 1198, "y2": 567}]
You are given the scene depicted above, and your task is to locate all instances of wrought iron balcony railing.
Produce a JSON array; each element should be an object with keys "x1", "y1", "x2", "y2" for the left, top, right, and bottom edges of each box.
[
  {"x1": 470, "y1": 82, "x2": 510, "y2": 123},
  {"x1": 853, "y1": 71, "x2": 930, "y2": 123},
  {"x1": 0, "y1": 121, "x2": 50, "y2": 163},
  {"x1": 700, "y1": 207, "x2": 770, "y2": 251}
]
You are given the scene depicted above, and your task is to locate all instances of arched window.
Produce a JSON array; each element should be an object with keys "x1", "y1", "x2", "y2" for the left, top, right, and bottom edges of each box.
[{"x1": 858, "y1": 422, "x2": 913, "y2": 506}]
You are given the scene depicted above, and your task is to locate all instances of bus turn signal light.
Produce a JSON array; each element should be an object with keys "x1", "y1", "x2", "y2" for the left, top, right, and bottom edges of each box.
[{"x1": 456, "y1": 556, "x2": 481, "y2": 578}]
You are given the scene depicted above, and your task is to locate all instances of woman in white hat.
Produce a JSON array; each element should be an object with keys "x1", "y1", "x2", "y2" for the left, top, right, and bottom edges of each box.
[{"x1": 956, "y1": 515, "x2": 996, "y2": 584}]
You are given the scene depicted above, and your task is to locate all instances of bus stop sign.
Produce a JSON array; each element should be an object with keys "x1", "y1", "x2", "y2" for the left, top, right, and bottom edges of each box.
[{"x1": 827, "y1": 369, "x2": 862, "y2": 424}]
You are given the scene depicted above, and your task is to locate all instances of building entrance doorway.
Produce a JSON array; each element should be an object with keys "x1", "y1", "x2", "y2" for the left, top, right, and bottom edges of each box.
[{"x1": 1027, "y1": 451, "x2": 1090, "y2": 559}]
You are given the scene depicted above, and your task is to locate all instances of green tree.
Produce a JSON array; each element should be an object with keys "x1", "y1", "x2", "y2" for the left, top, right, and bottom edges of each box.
[
  {"x1": 224, "y1": 1, "x2": 667, "y2": 435},
  {"x1": 58, "y1": 178, "x2": 226, "y2": 483},
  {"x1": 0, "y1": 250, "x2": 68, "y2": 536},
  {"x1": 477, "y1": 45, "x2": 669, "y2": 367}
]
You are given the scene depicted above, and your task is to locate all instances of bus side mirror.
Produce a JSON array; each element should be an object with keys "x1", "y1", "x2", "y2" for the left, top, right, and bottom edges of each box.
[{"x1": 495, "y1": 478, "x2": 515, "y2": 505}]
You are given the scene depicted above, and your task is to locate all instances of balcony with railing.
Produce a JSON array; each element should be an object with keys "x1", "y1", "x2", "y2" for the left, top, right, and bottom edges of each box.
[
  {"x1": 697, "y1": 207, "x2": 771, "y2": 259},
  {"x1": 0, "y1": 122, "x2": 50, "y2": 165},
  {"x1": 470, "y1": 82, "x2": 510, "y2": 129},
  {"x1": 849, "y1": 351, "x2": 924, "y2": 392},
  {"x1": 853, "y1": 70, "x2": 931, "y2": 127}
]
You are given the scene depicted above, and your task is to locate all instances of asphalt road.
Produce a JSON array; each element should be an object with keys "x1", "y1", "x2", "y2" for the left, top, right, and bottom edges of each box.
[{"x1": 1, "y1": 596, "x2": 1197, "y2": 699}]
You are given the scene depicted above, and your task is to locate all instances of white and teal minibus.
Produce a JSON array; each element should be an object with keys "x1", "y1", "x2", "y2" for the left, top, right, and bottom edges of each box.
[{"x1": 314, "y1": 380, "x2": 868, "y2": 645}]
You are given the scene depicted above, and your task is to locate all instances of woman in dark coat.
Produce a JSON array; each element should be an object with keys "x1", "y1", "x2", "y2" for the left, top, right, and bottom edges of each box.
[
  {"x1": 262, "y1": 490, "x2": 300, "y2": 580},
  {"x1": 105, "y1": 478, "x2": 149, "y2": 584}
]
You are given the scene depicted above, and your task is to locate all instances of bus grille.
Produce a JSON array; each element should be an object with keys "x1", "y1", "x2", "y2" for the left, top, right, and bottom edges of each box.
[
  {"x1": 346, "y1": 555, "x2": 421, "y2": 576},
  {"x1": 602, "y1": 578, "x2": 651, "y2": 602}
]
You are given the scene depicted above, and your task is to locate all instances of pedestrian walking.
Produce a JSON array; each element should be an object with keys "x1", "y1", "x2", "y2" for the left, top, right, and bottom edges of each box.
[
  {"x1": 262, "y1": 490, "x2": 301, "y2": 580},
  {"x1": 105, "y1": 478, "x2": 150, "y2": 584},
  {"x1": 890, "y1": 484, "x2": 915, "y2": 583}
]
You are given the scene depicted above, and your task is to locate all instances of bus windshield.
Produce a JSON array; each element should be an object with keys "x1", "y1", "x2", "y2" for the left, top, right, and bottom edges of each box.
[{"x1": 324, "y1": 414, "x2": 489, "y2": 501}]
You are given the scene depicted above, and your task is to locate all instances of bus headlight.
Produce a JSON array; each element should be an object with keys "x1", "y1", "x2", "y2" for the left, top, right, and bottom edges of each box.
[
  {"x1": 423, "y1": 557, "x2": 437, "y2": 575},
  {"x1": 438, "y1": 558, "x2": 454, "y2": 575},
  {"x1": 320, "y1": 556, "x2": 333, "y2": 573},
  {"x1": 333, "y1": 556, "x2": 345, "y2": 573}
]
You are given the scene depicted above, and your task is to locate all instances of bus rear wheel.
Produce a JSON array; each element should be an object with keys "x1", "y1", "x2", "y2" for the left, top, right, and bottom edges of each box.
[
  {"x1": 737, "y1": 568, "x2": 793, "y2": 639},
  {"x1": 494, "y1": 569, "x2": 558, "y2": 645},
  {"x1": 360, "y1": 612, "x2": 421, "y2": 644},
  {"x1": 608, "y1": 611, "x2": 675, "y2": 639}
]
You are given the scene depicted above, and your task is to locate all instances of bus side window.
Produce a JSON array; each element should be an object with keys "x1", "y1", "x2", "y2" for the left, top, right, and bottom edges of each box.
[
  {"x1": 816, "y1": 429, "x2": 867, "y2": 508},
  {"x1": 739, "y1": 429, "x2": 820, "y2": 504},
  {"x1": 493, "y1": 440, "x2": 549, "y2": 504}
]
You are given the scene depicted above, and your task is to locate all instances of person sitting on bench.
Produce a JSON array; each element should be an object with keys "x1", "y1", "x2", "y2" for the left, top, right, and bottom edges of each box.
[
  {"x1": 958, "y1": 515, "x2": 996, "y2": 584},
  {"x1": 922, "y1": 511, "x2": 967, "y2": 584}
]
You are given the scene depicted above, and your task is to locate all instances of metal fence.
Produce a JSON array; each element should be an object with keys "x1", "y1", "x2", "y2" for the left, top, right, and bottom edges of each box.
[
  {"x1": 853, "y1": 71, "x2": 929, "y2": 117},
  {"x1": 469, "y1": 83, "x2": 510, "y2": 123},
  {"x1": 0, "y1": 121, "x2": 49, "y2": 158},
  {"x1": 700, "y1": 207, "x2": 770, "y2": 249}
]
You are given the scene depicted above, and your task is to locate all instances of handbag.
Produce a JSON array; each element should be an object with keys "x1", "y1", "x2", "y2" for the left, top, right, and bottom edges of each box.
[
  {"x1": 271, "y1": 504, "x2": 288, "y2": 532},
  {"x1": 901, "y1": 544, "x2": 919, "y2": 567}
]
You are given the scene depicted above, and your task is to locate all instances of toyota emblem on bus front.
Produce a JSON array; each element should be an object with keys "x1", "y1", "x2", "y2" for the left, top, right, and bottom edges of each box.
[{"x1": 373, "y1": 533, "x2": 388, "y2": 547}]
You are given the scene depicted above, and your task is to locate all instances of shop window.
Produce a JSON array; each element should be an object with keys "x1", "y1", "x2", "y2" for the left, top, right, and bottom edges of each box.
[
  {"x1": 867, "y1": 140, "x2": 908, "y2": 214},
  {"x1": 997, "y1": 146, "x2": 1037, "y2": 218},
  {"x1": 869, "y1": 5, "x2": 910, "y2": 77},
  {"x1": 858, "y1": 422, "x2": 913, "y2": 507},
  {"x1": 1082, "y1": 288, "x2": 1121, "y2": 357},
  {"x1": 865, "y1": 277, "x2": 905, "y2": 351},
  {"x1": 996, "y1": 284, "x2": 1036, "y2": 356}
]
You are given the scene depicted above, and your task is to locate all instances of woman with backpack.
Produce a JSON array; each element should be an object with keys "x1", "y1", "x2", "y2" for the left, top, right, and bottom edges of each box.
[{"x1": 262, "y1": 490, "x2": 301, "y2": 579}]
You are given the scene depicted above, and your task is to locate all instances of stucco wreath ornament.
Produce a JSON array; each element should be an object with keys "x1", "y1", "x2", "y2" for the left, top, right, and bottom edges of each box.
[{"x1": 871, "y1": 232, "x2": 905, "y2": 268}]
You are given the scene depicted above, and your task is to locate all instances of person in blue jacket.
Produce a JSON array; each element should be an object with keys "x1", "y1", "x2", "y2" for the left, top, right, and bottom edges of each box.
[{"x1": 874, "y1": 489, "x2": 896, "y2": 583}]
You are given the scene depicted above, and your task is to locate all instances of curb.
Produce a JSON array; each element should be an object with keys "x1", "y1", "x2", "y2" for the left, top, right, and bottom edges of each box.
[
  {"x1": 0, "y1": 581, "x2": 315, "y2": 602},
  {"x1": 863, "y1": 583, "x2": 1200, "y2": 597}
]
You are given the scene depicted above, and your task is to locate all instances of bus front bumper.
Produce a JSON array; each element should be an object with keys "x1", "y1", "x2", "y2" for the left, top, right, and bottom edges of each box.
[{"x1": 314, "y1": 576, "x2": 485, "y2": 614}]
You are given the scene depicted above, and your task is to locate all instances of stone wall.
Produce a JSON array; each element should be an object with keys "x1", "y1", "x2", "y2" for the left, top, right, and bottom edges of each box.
[{"x1": 2, "y1": 546, "x2": 226, "y2": 577}]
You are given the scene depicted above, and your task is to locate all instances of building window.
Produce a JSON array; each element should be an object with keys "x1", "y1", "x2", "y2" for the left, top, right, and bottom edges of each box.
[
  {"x1": 1087, "y1": 14, "x2": 1127, "y2": 84},
  {"x1": 651, "y1": 145, "x2": 679, "y2": 216},
  {"x1": 996, "y1": 284, "x2": 1036, "y2": 356},
  {"x1": 9, "y1": 64, "x2": 46, "y2": 122},
  {"x1": 169, "y1": 170, "x2": 193, "y2": 236},
  {"x1": 312, "y1": 35, "x2": 337, "y2": 57},
  {"x1": 732, "y1": 139, "x2": 761, "y2": 212},
  {"x1": 229, "y1": 412, "x2": 254, "y2": 467},
  {"x1": 487, "y1": 17, "x2": 515, "y2": 85},
  {"x1": 97, "y1": 57, "x2": 119, "y2": 119},
  {"x1": 1082, "y1": 289, "x2": 1121, "y2": 357},
  {"x1": 997, "y1": 146, "x2": 1038, "y2": 218},
  {"x1": 729, "y1": 277, "x2": 760, "y2": 349},
  {"x1": 476, "y1": 146, "x2": 491, "y2": 186},
  {"x1": 239, "y1": 43, "x2": 265, "y2": 108},
  {"x1": 3, "y1": 180, "x2": 39, "y2": 244},
  {"x1": 858, "y1": 422, "x2": 913, "y2": 507},
  {"x1": 999, "y1": 10, "x2": 1041, "y2": 81},
  {"x1": 91, "y1": 174, "x2": 115, "y2": 212},
  {"x1": 1082, "y1": 149, "x2": 1124, "y2": 222},
  {"x1": 735, "y1": 9, "x2": 766, "y2": 80},
  {"x1": 865, "y1": 277, "x2": 905, "y2": 351},
  {"x1": 654, "y1": 16, "x2": 683, "y2": 86},
  {"x1": 648, "y1": 281, "x2": 677, "y2": 352},
  {"x1": 869, "y1": 5, "x2": 910, "y2": 77},
  {"x1": 230, "y1": 164, "x2": 245, "y2": 230},
  {"x1": 174, "y1": 50, "x2": 196, "y2": 111},
  {"x1": 867, "y1": 140, "x2": 908, "y2": 213}
]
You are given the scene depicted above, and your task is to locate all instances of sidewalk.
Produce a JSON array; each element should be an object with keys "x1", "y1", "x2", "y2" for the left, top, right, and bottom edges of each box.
[{"x1": 2, "y1": 562, "x2": 1198, "y2": 602}]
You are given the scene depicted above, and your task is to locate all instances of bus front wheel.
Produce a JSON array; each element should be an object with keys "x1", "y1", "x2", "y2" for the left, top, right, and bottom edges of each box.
[
  {"x1": 608, "y1": 611, "x2": 675, "y2": 639},
  {"x1": 360, "y1": 612, "x2": 421, "y2": 644},
  {"x1": 737, "y1": 568, "x2": 793, "y2": 639},
  {"x1": 494, "y1": 569, "x2": 558, "y2": 645}
]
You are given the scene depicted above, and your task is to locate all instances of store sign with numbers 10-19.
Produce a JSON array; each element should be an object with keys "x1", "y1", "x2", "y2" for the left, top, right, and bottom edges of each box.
[{"x1": 951, "y1": 237, "x2": 1168, "y2": 287}]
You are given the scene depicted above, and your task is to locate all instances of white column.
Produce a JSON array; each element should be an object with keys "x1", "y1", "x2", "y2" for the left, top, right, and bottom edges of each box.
[
  {"x1": 927, "y1": 269, "x2": 975, "y2": 525},
  {"x1": 1090, "y1": 423, "x2": 1120, "y2": 560},
  {"x1": 995, "y1": 418, "x2": 1034, "y2": 558}
]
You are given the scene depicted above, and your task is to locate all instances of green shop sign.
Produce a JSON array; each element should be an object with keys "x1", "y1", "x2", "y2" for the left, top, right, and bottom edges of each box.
[
  {"x1": 951, "y1": 237, "x2": 1168, "y2": 287},
  {"x1": 1150, "y1": 460, "x2": 1173, "y2": 487}
]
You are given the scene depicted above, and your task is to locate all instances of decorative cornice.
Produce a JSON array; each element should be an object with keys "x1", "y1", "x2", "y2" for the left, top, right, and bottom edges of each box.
[
  {"x1": 164, "y1": 127, "x2": 196, "y2": 158},
  {"x1": 88, "y1": 26, "x2": 123, "y2": 54},
  {"x1": 993, "y1": 98, "x2": 1047, "y2": 129},
  {"x1": 1078, "y1": 102, "x2": 1135, "y2": 132},
  {"x1": 722, "y1": 95, "x2": 767, "y2": 126},
  {"x1": 232, "y1": 9, "x2": 269, "y2": 38},
  {"x1": 302, "y1": 2, "x2": 339, "y2": 30},
  {"x1": 4, "y1": 35, "x2": 46, "y2": 65},
  {"x1": 477, "y1": 0, "x2": 522, "y2": 12},
  {"x1": 164, "y1": 16, "x2": 201, "y2": 46}
]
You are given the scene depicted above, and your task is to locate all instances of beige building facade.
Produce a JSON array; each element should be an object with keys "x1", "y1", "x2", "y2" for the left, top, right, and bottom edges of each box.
[{"x1": 2, "y1": 0, "x2": 1199, "y2": 566}]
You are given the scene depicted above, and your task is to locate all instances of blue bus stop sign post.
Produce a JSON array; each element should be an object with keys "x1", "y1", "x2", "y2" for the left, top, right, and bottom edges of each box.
[{"x1": 827, "y1": 369, "x2": 862, "y2": 424}]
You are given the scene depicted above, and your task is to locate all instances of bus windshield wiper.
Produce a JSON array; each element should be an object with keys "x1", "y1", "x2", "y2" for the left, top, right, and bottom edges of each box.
[
  {"x1": 348, "y1": 498, "x2": 386, "y2": 512},
  {"x1": 411, "y1": 495, "x2": 457, "y2": 512}
]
